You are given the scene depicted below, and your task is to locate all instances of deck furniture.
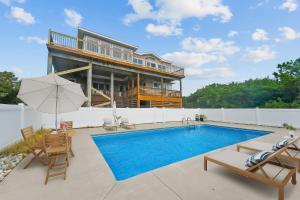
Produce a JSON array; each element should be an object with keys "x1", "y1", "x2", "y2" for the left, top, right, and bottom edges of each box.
[
  {"x1": 21, "y1": 126, "x2": 46, "y2": 169},
  {"x1": 120, "y1": 118, "x2": 136, "y2": 129},
  {"x1": 204, "y1": 144, "x2": 297, "y2": 200},
  {"x1": 103, "y1": 118, "x2": 118, "y2": 131},
  {"x1": 237, "y1": 138, "x2": 300, "y2": 173},
  {"x1": 43, "y1": 133, "x2": 69, "y2": 184},
  {"x1": 60, "y1": 121, "x2": 75, "y2": 157}
]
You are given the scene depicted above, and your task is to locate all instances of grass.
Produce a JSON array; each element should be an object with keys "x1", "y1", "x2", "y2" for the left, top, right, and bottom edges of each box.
[{"x1": 0, "y1": 129, "x2": 50, "y2": 156}]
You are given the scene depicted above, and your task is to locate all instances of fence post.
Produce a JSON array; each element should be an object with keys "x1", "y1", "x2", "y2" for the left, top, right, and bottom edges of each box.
[
  {"x1": 221, "y1": 107, "x2": 225, "y2": 122},
  {"x1": 19, "y1": 103, "x2": 25, "y2": 129},
  {"x1": 255, "y1": 107, "x2": 260, "y2": 125}
]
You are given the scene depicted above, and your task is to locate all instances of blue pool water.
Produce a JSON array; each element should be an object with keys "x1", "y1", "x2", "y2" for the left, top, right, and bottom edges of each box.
[{"x1": 92, "y1": 125, "x2": 270, "y2": 180}]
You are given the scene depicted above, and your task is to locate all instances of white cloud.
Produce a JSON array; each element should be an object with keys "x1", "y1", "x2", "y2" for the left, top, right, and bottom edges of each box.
[
  {"x1": 124, "y1": 0, "x2": 233, "y2": 36},
  {"x1": 0, "y1": 0, "x2": 25, "y2": 6},
  {"x1": 163, "y1": 51, "x2": 224, "y2": 68},
  {"x1": 181, "y1": 37, "x2": 240, "y2": 56},
  {"x1": 64, "y1": 8, "x2": 82, "y2": 28},
  {"x1": 19, "y1": 36, "x2": 47, "y2": 45},
  {"x1": 251, "y1": 29, "x2": 269, "y2": 41},
  {"x1": 146, "y1": 23, "x2": 182, "y2": 36},
  {"x1": 243, "y1": 45, "x2": 276, "y2": 63},
  {"x1": 124, "y1": 0, "x2": 233, "y2": 24},
  {"x1": 279, "y1": 26, "x2": 300, "y2": 40},
  {"x1": 279, "y1": 0, "x2": 298, "y2": 12},
  {"x1": 227, "y1": 30, "x2": 238, "y2": 38},
  {"x1": 9, "y1": 7, "x2": 35, "y2": 25},
  {"x1": 162, "y1": 37, "x2": 238, "y2": 78},
  {"x1": 163, "y1": 51, "x2": 235, "y2": 78},
  {"x1": 185, "y1": 66, "x2": 235, "y2": 78}
]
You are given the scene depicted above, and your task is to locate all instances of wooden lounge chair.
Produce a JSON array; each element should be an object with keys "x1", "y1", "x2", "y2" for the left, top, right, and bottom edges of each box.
[
  {"x1": 120, "y1": 118, "x2": 136, "y2": 129},
  {"x1": 237, "y1": 138, "x2": 300, "y2": 173},
  {"x1": 204, "y1": 144, "x2": 297, "y2": 200},
  {"x1": 43, "y1": 133, "x2": 69, "y2": 184},
  {"x1": 60, "y1": 121, "x2": 75, "y2": 157},
  {"x1": 103, "y1": 118, "x2": 117, "y2": 131},
  {"x1": 21, "y1": 126, "x2": 46, "y2": 169}
]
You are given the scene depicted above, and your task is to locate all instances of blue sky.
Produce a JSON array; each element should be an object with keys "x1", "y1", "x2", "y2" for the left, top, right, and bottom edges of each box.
[{"x1": 0, "y1": 0, "x2": 300, "y2": 96}]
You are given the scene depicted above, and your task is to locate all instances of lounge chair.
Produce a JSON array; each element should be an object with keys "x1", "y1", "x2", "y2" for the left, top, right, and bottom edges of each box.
[
  {"x1": 204, "y1": 143, "x2": 297, "y2": 200},
  {"x1": 120, "y1": 118, "x2": 136, "y2": 129},
  {"x1": 103, "y1": 118, "x2": 117, "y2": 131},
  {"x1": 21, "y1": 126, "x2": 47, "y2": 169},
  {"x1": 237, "y1": 138, "x2": 300, "y2": 173},
  {"x1": 43, "y1": 133, "x2": 69, "y2": 184}
]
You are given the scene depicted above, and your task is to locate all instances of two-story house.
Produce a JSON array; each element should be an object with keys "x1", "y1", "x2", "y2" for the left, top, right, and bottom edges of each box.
[{"x1": 47, "y1": 28, "x2": 184, "y2": 108}]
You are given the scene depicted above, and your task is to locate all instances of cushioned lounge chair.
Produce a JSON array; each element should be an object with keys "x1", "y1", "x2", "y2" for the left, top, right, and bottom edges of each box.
[
  {"x1": 237, "y1": 138, "x2": 300, "y2": 173},
  {"x1": 120, "y1": 118, "x2": 136, "y2": 129},
  {"x1": 204, "y1": 144, "x2": 297, "y2": 200},
  {"x1": 103, "y1": 118, "x2": 117, "y2": 131}
]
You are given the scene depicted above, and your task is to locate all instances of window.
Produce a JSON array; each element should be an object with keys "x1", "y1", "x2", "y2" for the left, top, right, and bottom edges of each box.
[
  {"x1": 123, "y1": 49, "x2": 132, "y2": 61},
  {"x1": 146, "y1": 62, "x2": 151, "y2": 67},
  {"x1": 84, "y1": 36, "x2": 99, "y2": 53},
  {"x1": 133, "y1": 57, "x2": 138, "y2": 64},
  {"x1": 113, "y1": 46, "x2": 122, "y2": 59},
  {"x1": 93, "y1": 82, "x2": 105, "y2": 90},
  {"x1": 138, "y1": 59, "x2": 143, "y2": 65},
  {"x1": 151, "y1": 63, "x2": 156, "y2": 68},
  {"x1": 153, "y1": 82, "x2": 159, "y2": 88},
  {"x1": 100, "y1": 41, "x2": 111, "y2": 56},
  {"x1": 119, "y1": 85, "x2": 124, "y2": 92}
]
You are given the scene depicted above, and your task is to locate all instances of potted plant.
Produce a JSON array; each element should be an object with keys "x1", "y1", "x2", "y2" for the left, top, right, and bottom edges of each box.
[
  {"x1": 282, "y1": 123, "x2": 296, "y2": 138},
  {"x1": 199, "y1": 114, "x2": 207, "y2": 122}
]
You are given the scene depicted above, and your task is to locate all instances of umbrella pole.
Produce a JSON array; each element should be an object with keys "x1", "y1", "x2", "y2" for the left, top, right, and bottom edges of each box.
[{"x1": 55, "y1": 85, "x2": 58, "y2": 131}]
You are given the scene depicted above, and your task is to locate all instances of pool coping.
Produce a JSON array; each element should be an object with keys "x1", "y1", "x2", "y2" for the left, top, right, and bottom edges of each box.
[{"x1": 91, "y1": 123, "x2": 273, "y2": 181}]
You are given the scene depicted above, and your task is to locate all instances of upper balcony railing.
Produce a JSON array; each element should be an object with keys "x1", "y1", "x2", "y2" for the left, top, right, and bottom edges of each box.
[{"x1": 48, "y1": 30, "x2": 184, "y2": 77}]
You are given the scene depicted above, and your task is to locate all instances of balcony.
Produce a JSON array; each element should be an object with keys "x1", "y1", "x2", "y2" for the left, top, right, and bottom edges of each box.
[{"x1": 48, "y1": 30, "x2": 184, "y2": 77}]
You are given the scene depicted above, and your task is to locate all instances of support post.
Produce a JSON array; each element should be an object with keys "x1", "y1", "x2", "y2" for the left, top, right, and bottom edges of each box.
[
  {"x1": 110, "y1": 72, "x2": 114, "y2": 107},
  {"x1": 47, "y1": 53, "x2": 53, "y2": 74},
  {"x1": 180, "y1": 79, "x2": 183, "y2": 108},
  {"x1": 161, "y1": 78, "x2": 164, "y2": 97},
  {"x1": 137, "y1": 73, "x2": 140, "y2": 108},
  {"x1": 180, "y1": 79, "x2": 182, "y2": 97},
  {"x1": 87, "y1": 63, "x2": 92, "y2": 107}
]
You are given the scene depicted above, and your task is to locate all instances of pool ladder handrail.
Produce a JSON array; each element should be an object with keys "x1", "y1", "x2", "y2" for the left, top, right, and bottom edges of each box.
[{"x1": 182, "y1": 117, "x2": 196, "y2": 129}]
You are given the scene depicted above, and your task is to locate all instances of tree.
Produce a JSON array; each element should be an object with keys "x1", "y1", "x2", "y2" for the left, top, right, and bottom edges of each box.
[
  {"x1": 183, "y1": 57, "x2": 300, "y2": 108},
  {"x1": 273, "y1": 58, "x2": 300, "y2": 102},
  {"x1": 0, "y1": 71, "x2": 20, "y2": 104}
]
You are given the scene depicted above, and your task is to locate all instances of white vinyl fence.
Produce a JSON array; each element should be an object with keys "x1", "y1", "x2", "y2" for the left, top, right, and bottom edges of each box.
[{"x1": 1, "y1": 103, "x2": 300, "y2": 148}]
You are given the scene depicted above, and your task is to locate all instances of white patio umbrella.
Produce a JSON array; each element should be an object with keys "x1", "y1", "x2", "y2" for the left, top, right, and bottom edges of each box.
[
  {"x1": 112, "y1": 100, "x2": 117, "y2": 124},
  {"x1": 17, "y1": 73, "x2": 87, "y2": 129}
]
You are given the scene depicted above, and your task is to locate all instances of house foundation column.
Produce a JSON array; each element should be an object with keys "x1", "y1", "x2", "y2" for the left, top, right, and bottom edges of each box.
[
  {"x1": 47, "y1": 53, "x2": 53, "y2": 74},
  {"x1": 87, "y1": 63, "x2": 92, "y2": 107},
  {"x1": 137, "y1": 73, "x2": 140, "y2": 108},
  {"x1": 110, "y1": 72, "x2": 114, "y2": 107}
]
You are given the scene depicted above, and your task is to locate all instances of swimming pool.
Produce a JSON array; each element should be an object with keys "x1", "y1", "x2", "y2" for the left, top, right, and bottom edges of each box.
[{"x1": 92, "y1": 125, "x2": 270, "y2": 181}]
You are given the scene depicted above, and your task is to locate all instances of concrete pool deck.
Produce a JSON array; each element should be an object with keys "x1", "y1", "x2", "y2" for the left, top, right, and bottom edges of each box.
[{"x1": 1, "y1": 121, "x2": 300, "y2": 200}]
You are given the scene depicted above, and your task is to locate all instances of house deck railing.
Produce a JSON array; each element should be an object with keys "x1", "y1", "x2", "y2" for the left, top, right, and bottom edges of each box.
[{"x1": 48, "y1": 30, "x2": 184, "y2": 77}]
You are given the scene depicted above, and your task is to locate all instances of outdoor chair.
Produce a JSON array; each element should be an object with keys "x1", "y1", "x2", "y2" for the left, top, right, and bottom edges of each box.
[
  {"x1": 204, "y1": 142, "x2": 297, "y2": 200},
  {"x1": 237, "y1": 138, "x2": 300, "y2": 173},
  {"x1": 43, "y1": 132, "x2": 69, "y2": 184},
  {"x1": 60, "y1": 121, "x2": 75, "y2": 157},
  {"x1": 103, "y1": 118, "x2": 117, "y2": 131},
  {"x1": 21, "y1": 126, "x2": 46, "y2": 169},
  {"x1": 120, "y1": 118, "x2": 136, "y2": 129}
]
